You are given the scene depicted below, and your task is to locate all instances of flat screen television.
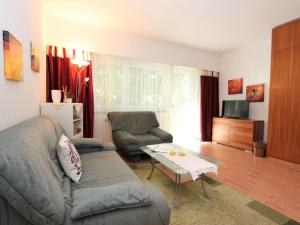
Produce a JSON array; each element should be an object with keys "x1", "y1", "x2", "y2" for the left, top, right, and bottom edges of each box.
[{"x1": 222, "y1": 100, "x2": 249, "y2": 119}]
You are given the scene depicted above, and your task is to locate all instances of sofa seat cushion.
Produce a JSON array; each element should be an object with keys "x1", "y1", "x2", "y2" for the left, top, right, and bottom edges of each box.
[
  {"x1": 63, "y1": 184, "x2": 170, "y2": 225},
  {"x1": 71, "y1": 182, "x2": 151, "y2": 219},
  {"x1": 134, "y1": 134, "x2": 162, "y2": 146},
  {"x1": 71, "y1": 151, "x2": 139, "y2": 190}
]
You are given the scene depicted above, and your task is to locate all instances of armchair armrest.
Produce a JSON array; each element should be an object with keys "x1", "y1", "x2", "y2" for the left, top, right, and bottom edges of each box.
[
  {"x1": 71, "y1": 138, "x2": 115, "y2": 154},
  {"x1": 149, "y1": 128, "x2": 173, "y2": 142},
  {"x1": 113, "y1": 130, "x2": 140, "y2": 146}
]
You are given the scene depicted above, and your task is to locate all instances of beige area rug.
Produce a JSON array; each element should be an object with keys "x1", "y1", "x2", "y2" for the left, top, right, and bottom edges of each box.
[{"x1": 130, "y1": 163, "x2": 299, "y2": 225}]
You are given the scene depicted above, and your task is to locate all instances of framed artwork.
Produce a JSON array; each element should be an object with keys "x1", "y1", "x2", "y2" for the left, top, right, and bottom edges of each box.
[
  {"x1": 30, "y1": 42, "x2": 40, "y2": 72},
  {"x1": 2, "y1": 31, "x2": 23, "y2": 81},
  {"x1": 228, "y1": 78, "x2": 243, "y2": 94},
  {"x1": 246, "y1": 84, "x2": 264, "y2": 102}
]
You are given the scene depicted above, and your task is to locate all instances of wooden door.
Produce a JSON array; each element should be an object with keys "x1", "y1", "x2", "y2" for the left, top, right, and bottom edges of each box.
[
  {"x1": 288, "y1": 47, "x2": 300, "y2": 163},
  {"x1": 268, "y1": 19, "x2": 300, "y2": 163}
]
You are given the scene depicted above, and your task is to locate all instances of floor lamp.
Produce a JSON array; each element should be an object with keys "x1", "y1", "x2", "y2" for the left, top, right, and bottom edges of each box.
[{"x1": 71, "y1": 53, "x2": 90, "y2": 103}]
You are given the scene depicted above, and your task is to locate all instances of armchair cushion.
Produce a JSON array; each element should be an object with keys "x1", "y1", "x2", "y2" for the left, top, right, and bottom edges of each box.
[
  {"x1": 113, "y1": 130, "x2": 140, "y2": 147},
  {"x1": 149, "y1": 128, "x2": 173, "y2": 142},
  {"x1": 134, "y1": 134, "x2": 162, "y2": 146},
  {"x1": 71, "y1": 181, "x2": 151, "y2": 219}
]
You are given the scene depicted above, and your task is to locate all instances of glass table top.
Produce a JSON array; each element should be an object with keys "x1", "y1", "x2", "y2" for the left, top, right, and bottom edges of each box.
[{"x1": 141, "y1": 144, "x2": 220, "y2": 175}]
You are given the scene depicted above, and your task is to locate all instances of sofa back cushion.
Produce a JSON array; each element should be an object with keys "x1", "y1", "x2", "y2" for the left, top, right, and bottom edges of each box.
[
  {"x1": 108, "y1": 111, "x2": 159, "y2": 135},
  {"x1": 0, "y1": 116, "x2": 65, "y2": 225}
]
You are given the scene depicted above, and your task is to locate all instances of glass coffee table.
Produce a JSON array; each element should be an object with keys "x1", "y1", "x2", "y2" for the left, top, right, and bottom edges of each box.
[{"x1": 141, "y1": 144, "x2": 219, "y2": 210}]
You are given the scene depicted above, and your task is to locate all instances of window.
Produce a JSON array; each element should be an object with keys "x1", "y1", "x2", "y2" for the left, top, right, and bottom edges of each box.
[
  {"x1": 92, "y1": 54, "x2": 170, "y2": 112},
  {"x1": 92, "y1": 53, "x2": 200, "y2": 147}
]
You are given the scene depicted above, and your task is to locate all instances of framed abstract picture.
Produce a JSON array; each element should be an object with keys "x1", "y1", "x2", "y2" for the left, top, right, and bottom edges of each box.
[
  {"x1": 228, "y1": 78, "x2": 243, "y2": 94},
  {"x1": 2, "y1": 31, "x2": 23, "y2": 81},
  {"x1": 246, "y1": 84, "x2": 264, "y2": 102},
  {"x1": 30, "y1": 42, "x2": 40, "y2": 72}
]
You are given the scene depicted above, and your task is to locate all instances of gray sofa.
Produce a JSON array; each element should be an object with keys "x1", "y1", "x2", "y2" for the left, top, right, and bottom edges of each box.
[
  {"x1": 108, "y1": 112, "x2": 173, "y2": 161},
  {"x1": 0, "y1": 116, "x2": 170, "y2": 225}
]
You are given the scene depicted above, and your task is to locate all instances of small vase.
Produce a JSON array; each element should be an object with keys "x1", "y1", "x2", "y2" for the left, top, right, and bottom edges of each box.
[
  {"x1": 51, "y1": 90, "x2": 61, "y2": 103},
  {"x1": 66, "y1": 98, "x2": 72, "y2": 103}
]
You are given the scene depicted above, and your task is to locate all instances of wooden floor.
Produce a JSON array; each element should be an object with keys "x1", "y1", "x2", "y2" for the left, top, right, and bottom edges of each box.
[{"x1": 200, "y1": 143, "x2": 300, "y2": 222}]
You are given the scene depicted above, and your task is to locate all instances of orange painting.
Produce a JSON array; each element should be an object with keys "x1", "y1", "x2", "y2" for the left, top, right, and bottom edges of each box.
[
  {"x1": 3, "y1": 31, "x2": 23, "y2": 81},
  {"x1": 30, "y1": 41, "x2": 40, "y2": 72},
  {"x1": 246, "y1": 84, "x2": 264, "y2": 102},
  {"x1": 228, "y1": 78, "x2": 243, "y2": 94}
]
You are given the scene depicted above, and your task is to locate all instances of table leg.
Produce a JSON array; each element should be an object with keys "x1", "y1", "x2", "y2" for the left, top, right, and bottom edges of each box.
[
  {"x1": 147, "y1": 158, "x2": 155, "y2": 180},
  {"x1": 173, "y1": 173, "x2": 181, "y2": 210},
  {"x1": 201, "y1": 174, "x2": 209, "y2": 199}
]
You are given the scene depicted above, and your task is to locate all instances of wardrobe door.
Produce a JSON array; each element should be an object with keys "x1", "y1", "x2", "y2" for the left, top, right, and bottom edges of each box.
[
  {"x1": 293, "y1": 19, "x2": 300, "y2": 47},
  {"x1": 288, "y1": 47, "x2": 300, "y2": 163},
  {"x1": 271, "y1": 22, "x2": 294, "y2": 51},
  {"x1": 267, "y1": 49, "x2": 293, "y2": 160},
  {"x1": 268, "y1": 19, "x2": 300, "y2": 163}
]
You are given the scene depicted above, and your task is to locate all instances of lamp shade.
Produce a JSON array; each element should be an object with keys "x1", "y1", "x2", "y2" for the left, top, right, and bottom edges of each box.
[{"x1": 71, "y1": 51, "x2": 90, "y2": 67}]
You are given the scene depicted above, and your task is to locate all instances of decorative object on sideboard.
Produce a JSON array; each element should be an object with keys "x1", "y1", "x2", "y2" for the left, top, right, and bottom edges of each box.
[
  {"x1": 228, "y1": 78, "x2": 243, "y2": 94},
  {"x1": 2, "y1": 30, "x2": 23, "y2": 81},
  {"x1": 51, "y1": 90, "x2": 61, "y2": 103},
  {"x1": 246, "y1": 84, "x2": 264, "y2": 102},
  {"x1": 30, "y1": 41, "x2": 40, "y2": 72},
  {"x1": 70, "y1": 51, "x2": 90, "y2": 103},
  {"x1": 66, "y1": 91, "x2": 73, "y2": 103},
  {"x1": 62, "y1": 86, "x2": 73, "y2": 103}
]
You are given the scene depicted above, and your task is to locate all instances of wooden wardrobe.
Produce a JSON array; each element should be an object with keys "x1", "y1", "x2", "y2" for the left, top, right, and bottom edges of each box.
[{"x1": 268, "y1": 18, "x2": 300, "y2": 164}]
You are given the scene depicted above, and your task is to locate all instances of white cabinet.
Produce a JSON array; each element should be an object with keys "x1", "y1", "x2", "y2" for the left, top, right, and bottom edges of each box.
[{"x1": 41, "y1": 103, "x2": 83, "y2": 138}]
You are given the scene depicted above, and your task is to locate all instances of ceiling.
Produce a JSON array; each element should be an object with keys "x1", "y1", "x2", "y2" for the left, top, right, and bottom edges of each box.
[{"x1": 44, "y1": 0, "x2": 300, "y2": 53}]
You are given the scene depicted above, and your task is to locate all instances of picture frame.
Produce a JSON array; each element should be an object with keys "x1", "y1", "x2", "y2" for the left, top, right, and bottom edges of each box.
[
  {"x1": 246, "y1": 84, "x2": 264, "y2": 102},
  {"x1": 228, "y1": 78, "x2": 243, "y2": 94},
  {"x1": 3, "y1": 30, "x2": 23, "y2": 81}
]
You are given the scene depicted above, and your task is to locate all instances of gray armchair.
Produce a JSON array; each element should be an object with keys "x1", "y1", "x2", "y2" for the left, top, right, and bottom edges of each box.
[{"x1": 108, "y1": 111, "x2": 173, "y2": 161}]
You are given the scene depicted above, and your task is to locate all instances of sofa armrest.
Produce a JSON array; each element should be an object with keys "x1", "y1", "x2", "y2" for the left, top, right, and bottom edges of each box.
[
  {"x1": 71, "y1": 182, "x2": 151, "y2": 219},
  {"x1": 113, "y1": 130, "x2": 140, "y2": 146},
  {"x1": 149, "y1": 128, "x2": 173, "y2": 142},
  {"x1": 71, "y1": 138, "x2": 115, "y2": 154}
]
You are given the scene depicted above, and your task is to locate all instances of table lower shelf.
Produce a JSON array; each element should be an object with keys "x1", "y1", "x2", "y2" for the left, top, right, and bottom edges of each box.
[{"x1": 154, "y1": 163, "x2": 200, "y2": 184}]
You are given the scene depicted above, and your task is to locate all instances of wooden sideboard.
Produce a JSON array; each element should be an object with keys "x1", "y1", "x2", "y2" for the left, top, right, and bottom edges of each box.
[{"x1": 212, "y1": 117, "x2": 264, "y2": 151}]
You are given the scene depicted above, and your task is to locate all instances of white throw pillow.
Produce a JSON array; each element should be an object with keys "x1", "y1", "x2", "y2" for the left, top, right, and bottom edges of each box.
[{"x1": 57, "y1": 134, "x2": 82, "y2": 182}]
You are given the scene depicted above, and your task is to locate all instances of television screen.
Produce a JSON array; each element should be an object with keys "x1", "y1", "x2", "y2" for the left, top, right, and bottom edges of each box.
[{"x1": 222, "y1": 100, "x2": 249, "y2": 119}]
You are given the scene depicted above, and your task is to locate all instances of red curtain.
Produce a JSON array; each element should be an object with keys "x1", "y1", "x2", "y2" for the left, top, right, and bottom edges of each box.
[
  {"x1": 46, "y1": 46, "x2": 94, "y2": 138},
  {"x1": 200, "y1": 75, "x2": 219, "y2": 141}
]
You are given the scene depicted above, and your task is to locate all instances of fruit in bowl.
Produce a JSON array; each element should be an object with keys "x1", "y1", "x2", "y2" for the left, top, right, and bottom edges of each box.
[
  {"x1": 169, "y1": 150, "x2": 177, "y2": 156},
  {"x1": 178, "y1": 150, "x2": 186, "y2": 157}
]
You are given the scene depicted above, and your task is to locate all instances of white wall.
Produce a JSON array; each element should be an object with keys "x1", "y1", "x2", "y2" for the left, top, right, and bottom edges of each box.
[
  {"x1": 0, "y1": 0, "x2": 45, "y2": 130},
  {"x1": 219, "y1": 38, "x2": 272, "y2": 140},
  {"x1": 45, "y1": 16, "x2": 220, "y2": 70},
  {"x1": 45, "y1": 15, "x2": 220, "y2": 141}
]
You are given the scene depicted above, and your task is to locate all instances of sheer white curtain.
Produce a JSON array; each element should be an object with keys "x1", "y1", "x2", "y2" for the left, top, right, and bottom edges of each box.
[
  {"x1": 170, "y1": 66, "x2": 200, "y2": 149},
  {"x1": 92, "y1": 53, "x2": 200, "y2": 150}
]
